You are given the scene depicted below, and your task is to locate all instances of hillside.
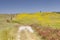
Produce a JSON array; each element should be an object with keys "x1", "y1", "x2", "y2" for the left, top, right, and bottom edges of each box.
[
  {"x1": 12, "y1": 12, "x2": 60, "y2": 29},
  {"x1": 0, "y1": 12, "x2": 60, "y2": 40}
]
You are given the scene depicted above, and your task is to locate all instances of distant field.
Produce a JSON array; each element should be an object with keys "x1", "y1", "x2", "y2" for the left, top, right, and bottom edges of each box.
[
  {"x1": 12, "y1": 12, "x2": 60, "y2": 29},
  {"x1": 0, "y1": 12, "x2": 60, "y2": 29}
]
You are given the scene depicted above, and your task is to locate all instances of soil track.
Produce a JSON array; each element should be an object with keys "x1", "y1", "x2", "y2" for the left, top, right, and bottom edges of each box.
[{"x1": 9, "y1": 26, "x2": 42, "y2": 40}]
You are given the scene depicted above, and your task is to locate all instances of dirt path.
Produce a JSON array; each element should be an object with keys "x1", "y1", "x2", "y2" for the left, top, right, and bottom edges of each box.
[{"x1": 14, "y1": 26, "x2": 42, "y2": 40}]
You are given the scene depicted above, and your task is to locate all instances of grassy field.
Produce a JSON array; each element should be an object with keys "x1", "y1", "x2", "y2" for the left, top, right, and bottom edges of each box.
[
  {"x1": 0, "y1": 12, "x2": 60, "y2": 40},
  {"x1": 12, "y1": 12, "x2": 60, "y2": 29}
]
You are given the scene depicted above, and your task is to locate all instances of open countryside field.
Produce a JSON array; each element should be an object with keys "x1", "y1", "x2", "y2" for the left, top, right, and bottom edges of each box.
[{"x1": 0, "y1": 12, "x2": 60, "y2": 40}]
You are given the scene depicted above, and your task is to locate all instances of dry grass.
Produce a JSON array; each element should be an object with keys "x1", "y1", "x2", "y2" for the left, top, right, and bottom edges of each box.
[{"x1": 0, "y1": 12, "x2": 60, "y2": 40}]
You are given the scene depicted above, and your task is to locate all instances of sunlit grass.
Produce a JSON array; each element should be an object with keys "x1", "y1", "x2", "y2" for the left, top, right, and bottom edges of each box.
[
  {"x1": 0, "y1": 12, "x2": 60, "y2": 40},
  {"x1": 12, "y1": 12, "x2": 60, "y2": 29}
]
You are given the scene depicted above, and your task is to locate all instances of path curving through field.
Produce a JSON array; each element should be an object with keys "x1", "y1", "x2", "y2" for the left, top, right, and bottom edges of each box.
[{"x1": 15, "y1": 25, "x2": 41, "y2": 40}]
